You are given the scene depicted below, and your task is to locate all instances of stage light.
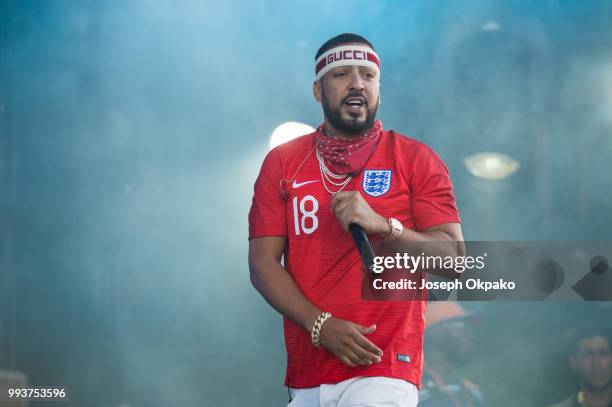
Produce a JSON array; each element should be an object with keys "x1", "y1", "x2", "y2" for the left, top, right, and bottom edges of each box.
[
  {"x1": 463, "y1": 152, "x2": 520, "y2": 180},
  {"x1": 269, "y1": 122, "x2": 315, "y2": 150},
  {"x1": 481, "y1": 20, "x2": 502, "y2": 32}
]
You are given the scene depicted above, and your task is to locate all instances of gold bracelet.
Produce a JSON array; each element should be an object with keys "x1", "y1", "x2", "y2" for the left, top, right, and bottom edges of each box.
[{"x1": 311, "y1": 312, "x2": 332, "y2": 348}]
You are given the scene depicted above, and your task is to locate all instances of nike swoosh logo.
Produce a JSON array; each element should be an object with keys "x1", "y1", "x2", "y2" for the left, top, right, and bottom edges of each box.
[{"x1": 292, "y1": 180, "x2": 319, "y2": 188}]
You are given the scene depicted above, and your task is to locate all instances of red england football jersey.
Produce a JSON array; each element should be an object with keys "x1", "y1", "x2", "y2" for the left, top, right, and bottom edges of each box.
[{"x1": 248, "y1": 128, "x2": 460, "y2": 389}]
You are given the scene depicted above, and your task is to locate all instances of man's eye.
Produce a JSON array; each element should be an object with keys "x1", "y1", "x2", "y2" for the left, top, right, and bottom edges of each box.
[{"x1": 334, "y1": 72, "x2": 346, "y2": 77}]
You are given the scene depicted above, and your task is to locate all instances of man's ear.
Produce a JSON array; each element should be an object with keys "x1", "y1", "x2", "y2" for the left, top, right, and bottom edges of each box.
[{"x1": 313, "y1": 80, "x2": 322, "y2": 102}]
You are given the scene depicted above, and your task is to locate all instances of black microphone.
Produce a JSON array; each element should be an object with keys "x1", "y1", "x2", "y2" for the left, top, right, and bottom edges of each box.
[{"x1": 349, "y1": 224, "x2": 376, "y2": 273}]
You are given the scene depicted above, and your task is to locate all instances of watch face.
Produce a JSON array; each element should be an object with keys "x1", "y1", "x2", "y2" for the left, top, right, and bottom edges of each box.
[
  {"x1": 391, "y1": 218, "x2": 402, "y2": 230},
  {"x1": 385, "y1": 218, "x2": 403, "y2": 240}
]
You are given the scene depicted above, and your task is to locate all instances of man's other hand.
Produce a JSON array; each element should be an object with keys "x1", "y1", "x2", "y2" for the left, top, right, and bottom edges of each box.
[{"x1": 319, "y1": 316, "x2": 384, "y2": 368}]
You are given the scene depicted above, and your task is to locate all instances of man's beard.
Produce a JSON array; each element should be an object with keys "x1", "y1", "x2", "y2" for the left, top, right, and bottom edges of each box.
[
  {"x1": 321, "y1": 90, "x2": 379, "y2": 136},
  {"x1": 582, "y1": 374, "x2": 612, "y2": 391}
]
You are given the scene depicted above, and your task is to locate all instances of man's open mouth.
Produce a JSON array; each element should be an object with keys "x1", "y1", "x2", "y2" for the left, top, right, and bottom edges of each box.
[{"x1": 344, "y1": 97, "x2": 367, "y2": 113}]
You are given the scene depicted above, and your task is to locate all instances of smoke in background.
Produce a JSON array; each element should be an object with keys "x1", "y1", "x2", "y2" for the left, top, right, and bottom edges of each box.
[{"x1": 0, "y1": 0, "x2": 611, "y2": 405}]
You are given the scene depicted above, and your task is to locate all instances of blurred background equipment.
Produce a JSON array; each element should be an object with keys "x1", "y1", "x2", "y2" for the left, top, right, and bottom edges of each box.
[
  {"x1": 0, "y1": 370, "x2": 28, "y2": 407},
  {"x1": 420, "y1": 302, "x2": 485, "y2": 406}
]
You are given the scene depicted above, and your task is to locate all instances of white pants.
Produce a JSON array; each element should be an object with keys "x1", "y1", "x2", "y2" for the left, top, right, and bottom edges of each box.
[{"x1": 287, "y1": 376, "x2": 419, "y2": 407}]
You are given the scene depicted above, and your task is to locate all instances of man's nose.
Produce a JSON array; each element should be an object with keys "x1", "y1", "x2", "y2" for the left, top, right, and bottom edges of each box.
[{"x1": 348, "y1": 69, "x2": 365, "y2": 90}]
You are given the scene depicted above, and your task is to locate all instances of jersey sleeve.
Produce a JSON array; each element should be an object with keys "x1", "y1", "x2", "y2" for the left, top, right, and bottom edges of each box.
[
  {"x1": 248, "y1": 148, "x2": 288, "y2": 239},
  {"x1": 410, "y1": 147, "x2": 461, "y2": 231}
]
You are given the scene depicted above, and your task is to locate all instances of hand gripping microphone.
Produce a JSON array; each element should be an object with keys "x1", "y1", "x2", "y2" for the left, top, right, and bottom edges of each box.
[{"x1": 349, "y1": 224, "x2": 376, "y2": 273}]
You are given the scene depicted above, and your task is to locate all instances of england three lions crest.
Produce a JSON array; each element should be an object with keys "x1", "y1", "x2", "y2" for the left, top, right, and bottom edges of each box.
[{"x1": 362, "y1": 170, "x2": 392, "y2": 197}]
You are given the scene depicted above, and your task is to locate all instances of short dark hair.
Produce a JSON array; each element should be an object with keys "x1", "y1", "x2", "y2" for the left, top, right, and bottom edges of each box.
[
  {"x1": 315, "y1": 33, "x2": 375, "y2": 60},
  {"x1": 566, "y1": 321, "x2": 611, "y2": 355}
]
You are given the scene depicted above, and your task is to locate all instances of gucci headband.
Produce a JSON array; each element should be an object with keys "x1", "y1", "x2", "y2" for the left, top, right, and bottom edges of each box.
[{"x1": 315, "y1": 44, "x2": 380, "y2": 81}]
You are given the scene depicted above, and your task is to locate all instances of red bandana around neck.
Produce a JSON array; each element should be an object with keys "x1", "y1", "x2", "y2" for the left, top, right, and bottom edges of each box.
[{"x1": 315, "y1": 120, "x2": 383, "y2": 175}]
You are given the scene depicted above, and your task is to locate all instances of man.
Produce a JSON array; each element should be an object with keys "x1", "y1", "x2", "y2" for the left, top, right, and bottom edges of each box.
[
  {"x1": 248, "y1": 33, "x2": 463, "y2": 406},
  {"x1": 549, "y1": 323, "x2": 612, "y2": 407},
  {"x1": 419, "y1": 302, "x2": 485, "y2": 407}
]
